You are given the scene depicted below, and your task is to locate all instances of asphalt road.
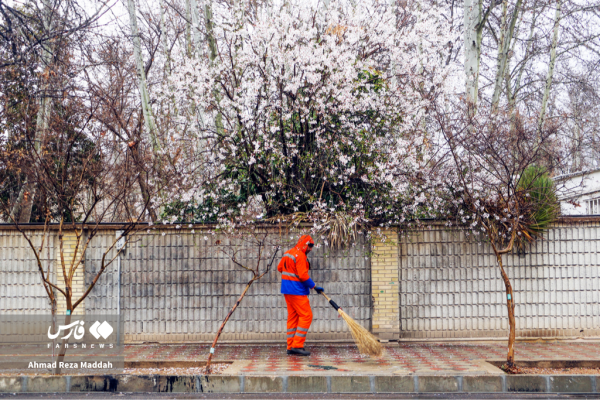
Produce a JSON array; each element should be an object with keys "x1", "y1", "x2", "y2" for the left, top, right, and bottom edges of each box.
[{"x1": 0, "y1": 394, "x2": 598, "y2": 399}]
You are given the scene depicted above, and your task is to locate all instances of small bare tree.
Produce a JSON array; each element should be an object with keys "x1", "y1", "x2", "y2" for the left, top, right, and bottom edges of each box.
[
  {"x1": 437, "y1": 105, "x2": 560, "y2": 370},
  {"x1": 0, "y1": 89, "x2": 162, "y2": 373},
  {"x1": 204, "y1": 230, "x2": 280, "y2": 372}
]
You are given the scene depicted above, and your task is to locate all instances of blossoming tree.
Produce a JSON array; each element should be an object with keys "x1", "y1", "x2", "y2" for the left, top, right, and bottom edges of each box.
[{"x1": 156, "y1": 0, "x2": 457, "y2": 233}]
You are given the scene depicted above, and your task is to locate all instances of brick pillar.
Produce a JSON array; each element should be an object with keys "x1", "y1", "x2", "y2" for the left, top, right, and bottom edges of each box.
[
  {"x1": 56, "y1": 232, "x2": 85, "y2": 315},
  {"x1": 371, "y1": 230, "x2": 400, "y2": 339}
]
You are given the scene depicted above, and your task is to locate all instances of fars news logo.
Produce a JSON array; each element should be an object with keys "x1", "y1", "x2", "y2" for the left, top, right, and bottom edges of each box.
[{"x1": 47, "y1": 320, "x2": 113, "y2": 340}]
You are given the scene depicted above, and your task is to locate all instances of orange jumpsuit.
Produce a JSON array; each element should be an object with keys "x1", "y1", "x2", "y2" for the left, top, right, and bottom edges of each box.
[{"x1": 277, "y1": 235, "x2": 315, "y2": 349}]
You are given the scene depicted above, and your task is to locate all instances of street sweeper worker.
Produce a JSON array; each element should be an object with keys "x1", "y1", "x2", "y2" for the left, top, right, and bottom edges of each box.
[{"x1": 277, "y1": 234, "x2": 324, "y2": 356}]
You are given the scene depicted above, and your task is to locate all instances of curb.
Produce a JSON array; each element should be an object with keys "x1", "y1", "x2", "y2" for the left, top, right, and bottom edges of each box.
[{"x1": 0, "y1": 374, "x2": 598, "y2": 394}]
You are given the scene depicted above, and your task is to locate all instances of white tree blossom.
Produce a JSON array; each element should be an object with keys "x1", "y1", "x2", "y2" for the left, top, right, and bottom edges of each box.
[{"x1": 156, "y1": 0, "x2": 457, "y2": 226}]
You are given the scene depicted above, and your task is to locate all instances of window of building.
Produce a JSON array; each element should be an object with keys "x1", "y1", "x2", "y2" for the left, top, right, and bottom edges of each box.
[{"x1": 587, "y1": 198, "x2": 600, "y2": 215}]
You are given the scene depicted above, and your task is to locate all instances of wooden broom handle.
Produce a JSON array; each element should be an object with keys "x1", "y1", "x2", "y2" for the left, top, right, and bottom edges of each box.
[
  {"x1": 319, "y1": 291, "x2": 331, "y2": 301},
  {"x1": 320, "y1": 291, "x2": 342, "y2": 311}
]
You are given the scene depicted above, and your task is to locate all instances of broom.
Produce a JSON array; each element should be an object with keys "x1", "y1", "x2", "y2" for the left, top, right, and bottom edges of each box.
[{"x1": 320, "y1": 291, "x2": 383, "y2": 357}]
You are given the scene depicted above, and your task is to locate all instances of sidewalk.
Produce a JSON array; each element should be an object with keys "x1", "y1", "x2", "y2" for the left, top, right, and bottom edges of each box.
[
  {"x1": 125, "y1": 341, "x2": 600, "y2": 376},
  {"x1": 2, "y1": 341, "x2": 600, "y2": 394}
]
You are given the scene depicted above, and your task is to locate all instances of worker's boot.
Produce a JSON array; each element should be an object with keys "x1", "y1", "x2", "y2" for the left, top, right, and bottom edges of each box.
[{"x1": 287, "y1": 347, "x2": 310, "y2": 356}]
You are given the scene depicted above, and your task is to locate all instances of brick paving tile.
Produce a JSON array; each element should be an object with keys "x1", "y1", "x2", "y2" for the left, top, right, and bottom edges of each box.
[{"x1": 120, "y1": 342, "x2": 600, "y2": 376}]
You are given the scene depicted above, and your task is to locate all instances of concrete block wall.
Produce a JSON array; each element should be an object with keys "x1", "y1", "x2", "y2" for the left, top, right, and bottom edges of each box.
[
  {"x1": 398, "y1": 221, "x2": 600, "y2": 339},
  {"x1": 2, "y1": 219, "x2": 600, "y2": 341},
  {"x1": 85, "y1": 230, "x2": 371, "y2": 342},
  {"x1": 0, "y1": 230, "x2": 55, "y2": 313},
  {"x1": 84, "y1": 231, "x2": 119, "y2": 314},
  {"x1": 0, "y1": 230, "x2": 86, "y2": 315}
]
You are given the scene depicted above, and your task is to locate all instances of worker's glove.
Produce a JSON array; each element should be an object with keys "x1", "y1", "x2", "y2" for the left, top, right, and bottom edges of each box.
[{"x1": 314, "y1": 286, "x2": 324, "y2": 294}]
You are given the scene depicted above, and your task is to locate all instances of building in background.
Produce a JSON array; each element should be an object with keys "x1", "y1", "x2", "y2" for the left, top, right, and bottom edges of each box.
[{"x1": 554, "y1": 168, "x2": 600, "y2": 215}]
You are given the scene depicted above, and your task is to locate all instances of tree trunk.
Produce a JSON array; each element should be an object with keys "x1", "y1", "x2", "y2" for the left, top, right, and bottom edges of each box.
[
  {"x1": 11, "y1": 179, "x2": 36, "y2": 223},
  {"x1": 496, "y1": 252, "x2": 516, "y2": 367},
  {"x1": 127, "y1": 131, "x2": 158, "y2": 221},
  {"x1": 53, "y1": 298, "x2": 73, "y2": 375},
  {"x1": 509, "y1": 10, "x2": 538, "y2": 111},
  {"x1": 538, "y1": 0, "x2": 562, "y2": 131},
  {"x1": 160, "y1": 0, "x2": 171, "y2": 75},
  {"x1": 127, "y1": 0, "x2": 159, "y2": 152},
  {"x1": 204, "y1": 1, "x2": 218, "y2": 64},
  {"x1": 137, "y1": 174, "x2": 158, "y2": 221},
  {"x1": 16, "y1": 180, "x2": 36, "y2": 223},
  {"x1": 491, "y1": 0, "x2": 522, "y2": 109},
  {"x1": 464, "y1": 0, "x2": 481, "y2": 104},
  {"x1": 464, "y1": 0, "x2": 502, "y2": 107},
  {"x1": 185, "y1": 0, "x2": 192, "y2": 57},
  {"x1": 571, "y1": 94, "x2": 582, "y2": 171},
  {"x1": 206, "y1": 277, "x2": 256, "y2": 371},
  {"x1": 204, "y1": 0, "x2": 224, "y2": 136},
  {"x1": 51, "y1": 295, "x2": 57, "y2": 362},
  {"x1": 205, "y1": 248, "x2": 278, "y2": 372},
  {"x1": 14, "y1": 84, "x2": 51, "y2": 220},
  {"x1": 190, "y1": 0, "x2": 203, "y2": 56}
]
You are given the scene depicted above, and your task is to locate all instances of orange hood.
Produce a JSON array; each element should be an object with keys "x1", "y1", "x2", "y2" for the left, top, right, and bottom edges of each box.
[{"x1": 295, "y1": 235, "x2": 314, "y2": 254}]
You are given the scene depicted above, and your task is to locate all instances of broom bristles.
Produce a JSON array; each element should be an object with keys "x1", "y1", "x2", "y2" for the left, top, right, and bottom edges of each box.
[{"x1": 338, "y1": 309, "x2": 383, "y2": 357}]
